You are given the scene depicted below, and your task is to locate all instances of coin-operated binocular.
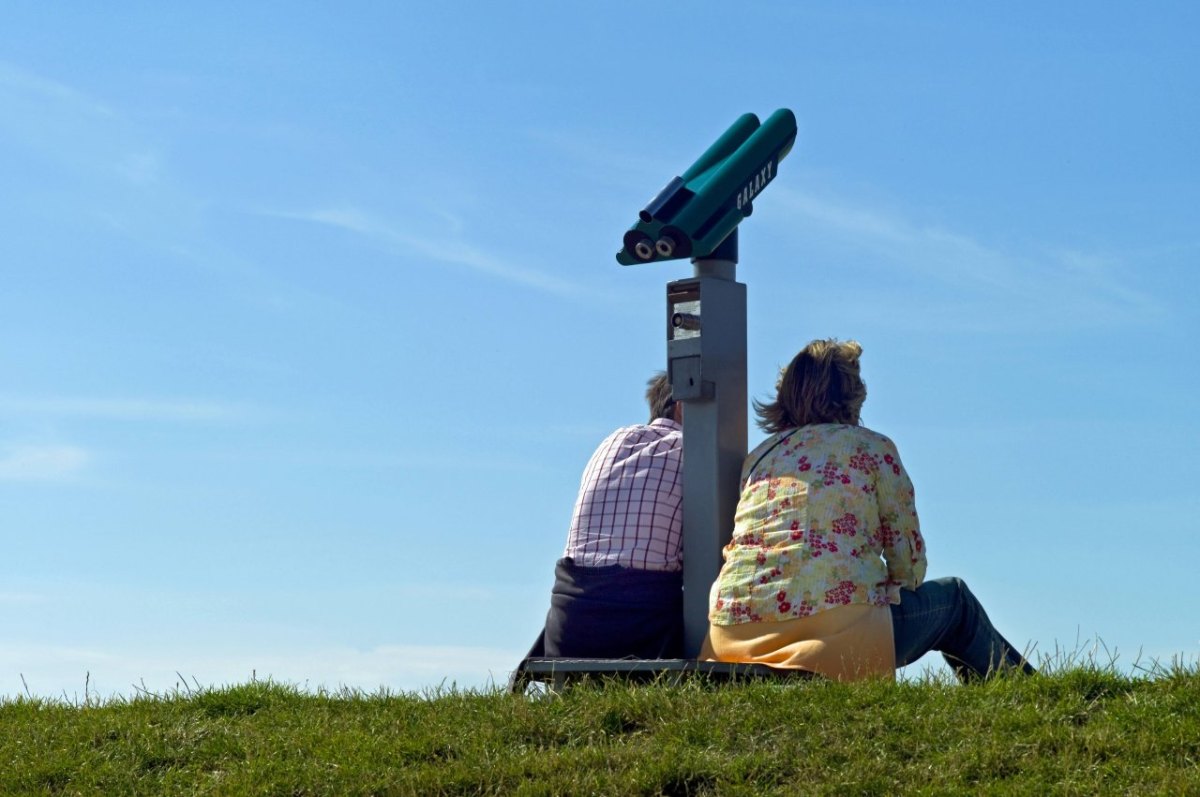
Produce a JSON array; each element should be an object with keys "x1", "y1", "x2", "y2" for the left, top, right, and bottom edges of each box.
[{"x1": 616, "y1": 109, "x2": 797, "y2": 266}]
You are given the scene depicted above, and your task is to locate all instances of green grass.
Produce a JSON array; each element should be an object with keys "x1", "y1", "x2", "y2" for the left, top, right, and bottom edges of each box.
[{"x1": 2, "y1": 662, "x2": 1198, "y2": 795}]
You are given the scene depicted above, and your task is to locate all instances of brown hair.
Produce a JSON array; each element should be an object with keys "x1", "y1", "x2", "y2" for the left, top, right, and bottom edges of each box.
[
  {"x1": 645, "y1": 371, "x2": 676, "y2": 423},
  {"x1": 754, "y1": 339, "x2": 867, "y2": 433}
]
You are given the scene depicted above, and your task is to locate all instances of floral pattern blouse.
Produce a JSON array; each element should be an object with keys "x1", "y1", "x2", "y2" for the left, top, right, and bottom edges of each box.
[{"x1": 709, "y1": 424, "x2": 927, "y2": 626}]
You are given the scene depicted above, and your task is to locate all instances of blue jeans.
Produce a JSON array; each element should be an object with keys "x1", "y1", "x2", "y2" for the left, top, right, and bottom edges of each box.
[{"x1": 891, "y1": 577, "x2": 1035, "y2": 681}]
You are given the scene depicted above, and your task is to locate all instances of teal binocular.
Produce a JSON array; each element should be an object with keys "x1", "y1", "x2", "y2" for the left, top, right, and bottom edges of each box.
[{"x1": 617, "y1": 109, "x2": 797, "y2": 265}]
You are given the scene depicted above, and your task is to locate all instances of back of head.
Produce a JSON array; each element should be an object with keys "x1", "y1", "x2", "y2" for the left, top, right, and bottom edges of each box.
[
  {"x1": 755, "y1": 339, "x2": 867, "y2": 433},
  {"x1": 645, "y1": 371, "x2": 676, "y2": 423}
]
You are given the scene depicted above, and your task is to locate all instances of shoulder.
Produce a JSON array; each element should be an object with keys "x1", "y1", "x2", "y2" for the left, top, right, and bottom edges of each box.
[
  {"x1": 746, "y1": 430, "x2": 789, "y2": 461},
  {"x1": 647, "y1": 418, "x2": 682, "y2": 434},
  {"x1": 645, "y1": 418, "x2": 682, "y2": 444},
  {"x1": 740, "y1": 430, "x2": 792, "y2": 481},
  {"x1": 603, "y1": 419, "x2": 680, "y2": 448},
  {"x1": 843, "y1": 426, "x2": 907, "y2": 469},
  {"x1": 802, "y1": 424, "x2": 903, "y2": 458},
  {"x1": 847, "y1": 425, "x2": 899, "y2": 451}
]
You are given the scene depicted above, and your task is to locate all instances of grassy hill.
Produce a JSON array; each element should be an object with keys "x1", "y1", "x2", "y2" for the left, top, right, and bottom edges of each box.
[{"x1": 2, "y1": 663, "x2": 1197, "y2": 795}]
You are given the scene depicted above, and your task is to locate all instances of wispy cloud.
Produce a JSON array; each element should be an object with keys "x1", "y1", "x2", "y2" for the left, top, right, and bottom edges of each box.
[
  {"x1": 2, "y1": 61, "x2": 592, "y2": 306},
  {"x1": 0, "y1": 396, "x2": 250, "y2": 422},
  {"x1": 0, "y1": 592, "x2": 47, "y2": 606},
  {"x1": 0, "y1": 61, "x2": 116, "y2": 118},
  {"x1": 525, "y1": 127, "x2": 675, "y2": 192},
  {"x1": 113, "y1": 149, "x2": 164, "y2": 186},
  {"x1": 0, "y1": 642, "x2": 526, "y2": 699},
  {"x1": 262, "y1": 207, "x2": 582, "y2": 297},
  {"x1": 209, "y1": 447, "x2": 546, "y2": 473},
  {"x1": 0, "y1": 60, "x2": 164, "y2": 190},
  {"x1": 0, "y1": 445, "x2": 89, "y2": 481},
  {"x1": 765, "y1": 187, "x2": 1165, "y2": 330}
]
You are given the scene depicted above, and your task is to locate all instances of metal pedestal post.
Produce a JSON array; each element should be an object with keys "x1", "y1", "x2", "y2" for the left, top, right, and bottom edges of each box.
[{"x1": 666, "y1": 231, "x2": 747, "y2": 658}]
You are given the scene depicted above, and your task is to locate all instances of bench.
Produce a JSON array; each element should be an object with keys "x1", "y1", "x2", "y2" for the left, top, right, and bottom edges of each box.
[{"x1": 510, "y1": 657, "x2": 816, "y2": 693}]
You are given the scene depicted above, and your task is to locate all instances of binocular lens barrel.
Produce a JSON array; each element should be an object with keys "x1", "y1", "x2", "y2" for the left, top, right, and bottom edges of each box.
[{"x1": 634, "y1": 240, "x2": 654, "y2": 260}]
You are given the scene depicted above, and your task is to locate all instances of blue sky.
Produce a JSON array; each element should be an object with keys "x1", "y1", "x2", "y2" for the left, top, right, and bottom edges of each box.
[{"x1": 2, "y1": 3, "x2": 1197, "y2": 697}]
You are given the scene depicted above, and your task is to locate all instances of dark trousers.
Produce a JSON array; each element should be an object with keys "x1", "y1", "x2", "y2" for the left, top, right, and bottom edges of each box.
[
  {"x1": 891, "y1": 577, "x2": 1036, "y2": 681},
  {"x1": 527, "y1": 558, "x2": 683, "y2": 660}
]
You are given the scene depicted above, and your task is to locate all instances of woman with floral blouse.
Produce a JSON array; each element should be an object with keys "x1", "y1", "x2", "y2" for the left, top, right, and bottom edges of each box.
[{"x1": 702, "y1": 339, "x2": 1035, "y2": 681}]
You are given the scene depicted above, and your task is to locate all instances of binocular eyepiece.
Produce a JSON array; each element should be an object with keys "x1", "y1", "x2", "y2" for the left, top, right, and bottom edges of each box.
[{"x1": 624, "y1": 229, "x2": 687, "y2": 263}]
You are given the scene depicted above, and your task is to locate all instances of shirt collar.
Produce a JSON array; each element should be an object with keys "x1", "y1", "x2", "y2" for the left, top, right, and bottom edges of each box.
[{"x1": 649, "y1": 417, "x2": 682, "y2": 432}]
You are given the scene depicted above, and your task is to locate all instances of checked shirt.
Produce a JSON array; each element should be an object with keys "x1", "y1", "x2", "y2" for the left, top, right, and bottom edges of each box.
[{"x1": 563, "y1": 418, "x2": 683, "y2": 572}]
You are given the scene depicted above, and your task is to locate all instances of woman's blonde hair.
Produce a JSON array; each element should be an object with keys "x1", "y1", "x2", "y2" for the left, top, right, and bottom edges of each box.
[{"x1": 754, "y1": 339, "x2": 867, "y2": 433}]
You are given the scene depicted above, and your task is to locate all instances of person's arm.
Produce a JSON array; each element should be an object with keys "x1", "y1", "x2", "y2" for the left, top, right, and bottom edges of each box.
[{"x1": 876, "y1": 437, "x2": 927, "y2": 590}]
